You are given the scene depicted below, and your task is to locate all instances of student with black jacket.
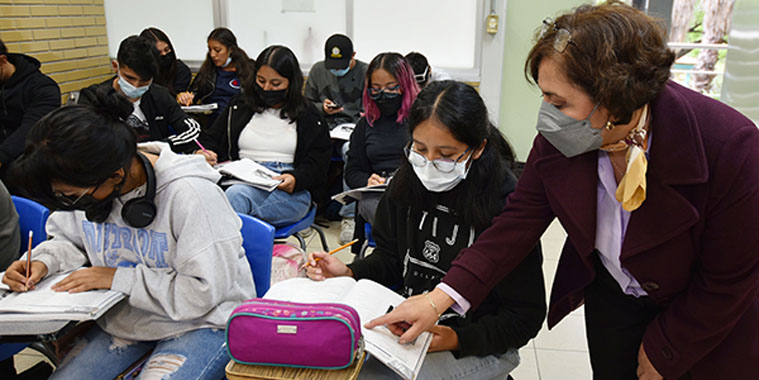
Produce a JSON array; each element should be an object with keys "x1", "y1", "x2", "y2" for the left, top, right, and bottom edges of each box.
[
  {"x1": 0, "y1": 39, "x2": 60, "y2": 183},
  {"x1": 344, "y1": 52, "x2": 420, "y2": 249},
  {"x1": 197, "y1": 45, "x2": 330, "y2": 227},
  {"x1": 140, "y1": 27, "x2": 192, "y2": 97},
  {"x1": 77, "y1": 36, "x2": 200, "y2": 154},
  {"x1": 307, "y1": 81, "x2": 546, "y2": 379}
]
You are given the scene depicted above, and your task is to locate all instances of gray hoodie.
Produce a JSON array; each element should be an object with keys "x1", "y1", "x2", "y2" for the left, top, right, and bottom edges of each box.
[{"x1": 31, "y1": 142, "x2": 255, "y2": 341}]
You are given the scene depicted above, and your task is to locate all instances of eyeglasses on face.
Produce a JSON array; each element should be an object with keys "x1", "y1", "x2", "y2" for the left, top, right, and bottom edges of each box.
[
  {"x1": 404, "y1": 143, "x2": 471, "y2": 173},
  {"x1": 539, "y1": 17, "x2": 573, "y2": 53},
  {"x1": 369, "y1": 84, "x2": 401, "y2": 100},
  {"x1": 53, "y1": 183, "x2": 100, "y2": 207}
]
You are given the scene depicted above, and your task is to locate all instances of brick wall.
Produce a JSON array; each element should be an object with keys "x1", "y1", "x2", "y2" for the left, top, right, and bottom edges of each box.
[{"x1": 0, "y1": 0, "x2": 112, "y2": 104}]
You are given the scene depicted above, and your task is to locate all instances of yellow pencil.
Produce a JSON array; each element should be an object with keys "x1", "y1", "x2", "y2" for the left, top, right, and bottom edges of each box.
[{"x1": 305, "y1": 239, "x2": 360, "y2": 268}]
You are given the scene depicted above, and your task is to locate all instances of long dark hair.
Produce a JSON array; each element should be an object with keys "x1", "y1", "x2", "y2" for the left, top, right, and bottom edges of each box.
[
  {"x1": 244, "y1": 45, "x2": 308, "y2": 120},
  {"x1": 13, "y1": 86, "x2": 137, "y2": 209},
  {"x1": 363, "y1": 52, "x2": 419, "y2": 126},
  {"x1": 388, "y1": 81, "x2": 516, "y2": 229},
  {"x1": 192, "y1": 28, "x2": 253, "y2": 100},
  {"x1": 140, "y1": 27, "x2": 178, "y2": 95}
]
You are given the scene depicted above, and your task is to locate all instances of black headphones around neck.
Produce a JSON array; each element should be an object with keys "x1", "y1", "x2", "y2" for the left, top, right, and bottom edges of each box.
[{"x1": 121, "y1": 152, "x2": 157, "y2": 228}]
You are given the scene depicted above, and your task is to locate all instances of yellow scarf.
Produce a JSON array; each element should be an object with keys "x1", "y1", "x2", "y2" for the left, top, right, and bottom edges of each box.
[{"x1": 601, "y1": 105, "x2": 649, "y2": 212}]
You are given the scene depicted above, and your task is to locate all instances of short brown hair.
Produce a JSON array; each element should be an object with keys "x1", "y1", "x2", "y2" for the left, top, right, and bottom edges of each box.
[{"x1": 525, "y1": 1, "x2": 675, "y2": 124}]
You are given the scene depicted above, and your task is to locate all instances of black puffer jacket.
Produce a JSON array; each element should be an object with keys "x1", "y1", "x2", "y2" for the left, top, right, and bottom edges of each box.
[{"x1": 0, "y1": 53, "x2": 60, "y2": 166}]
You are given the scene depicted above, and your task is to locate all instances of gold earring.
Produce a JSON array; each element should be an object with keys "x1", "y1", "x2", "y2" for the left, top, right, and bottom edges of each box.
[{"x1": 605, "y1": 121, "x2": 615, "y2": 131}]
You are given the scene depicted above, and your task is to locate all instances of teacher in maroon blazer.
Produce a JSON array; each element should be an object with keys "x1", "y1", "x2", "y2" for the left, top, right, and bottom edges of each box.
[{"x1": 368, "y1": 2, "x2": 759, "y2": 380}]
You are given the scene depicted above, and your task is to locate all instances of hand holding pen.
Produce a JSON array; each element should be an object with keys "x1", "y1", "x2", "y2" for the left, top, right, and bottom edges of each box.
[
  {"x1": 303, "y1": 239, "x2": 359, "y2": 280},
  {"x1": 1, "y1": 232, "x2": 49, "y2": 292}
]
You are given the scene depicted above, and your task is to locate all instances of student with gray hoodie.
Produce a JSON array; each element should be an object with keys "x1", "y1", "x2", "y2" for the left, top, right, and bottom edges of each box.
[{"x1": 2, "y1": 87, "x2": 254, "y2": 380}]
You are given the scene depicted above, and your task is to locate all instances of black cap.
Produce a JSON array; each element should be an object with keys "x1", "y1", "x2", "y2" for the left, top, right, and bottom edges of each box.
[{"x1": 324, "y1": 34, "x2": 353, "y2": 70}]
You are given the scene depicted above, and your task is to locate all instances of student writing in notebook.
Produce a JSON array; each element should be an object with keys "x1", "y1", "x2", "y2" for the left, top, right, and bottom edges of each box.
[
  {"x1": 196, "y1": 45, "x2": 330, "y2": 227},
  {"x1": 2, "y1": 88, "x2": 254, "y2": 380},
  {"x1": 307, "y1": 81, "x2": 546, "y2": 380}
]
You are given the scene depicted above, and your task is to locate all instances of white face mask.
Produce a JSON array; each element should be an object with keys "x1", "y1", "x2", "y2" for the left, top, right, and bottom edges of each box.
[{"x1": 407, "y1": 147, "x2": 473, "y2": 193}]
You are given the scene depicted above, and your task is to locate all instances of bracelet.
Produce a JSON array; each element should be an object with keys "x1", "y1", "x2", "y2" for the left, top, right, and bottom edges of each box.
[{"x1": 423, "y1": 291, "x2": 442, "y2": 319}]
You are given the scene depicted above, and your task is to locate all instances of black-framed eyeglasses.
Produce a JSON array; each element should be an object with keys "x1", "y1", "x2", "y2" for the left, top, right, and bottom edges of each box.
[
  {"x1": 404, "y1": 143, "x2": 471, "y2": 173},
  {"x1": 369, "y1": 84, "x2": 401, "y2": 100},
  {"x1": 539, "y1": 17, "x2": 573, "y2": 53},
  {"x1": 54, "y1": 183, "x2": 100, "y2": 207}
]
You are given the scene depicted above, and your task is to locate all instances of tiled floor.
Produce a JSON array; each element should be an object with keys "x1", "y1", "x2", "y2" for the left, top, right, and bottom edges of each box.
[{"x1": 13, "y1": 218, "x2": 592, "y2": 379}]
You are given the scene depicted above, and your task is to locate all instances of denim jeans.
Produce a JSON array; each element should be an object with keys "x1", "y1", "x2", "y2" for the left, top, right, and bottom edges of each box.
[
  {"x1": 357, "y1": 348, "x2": 519, "y2": 380},
  {"x1": 50, "y1": 325, "x2": 228, "y2": 380},
  {"x1": 225, "y1": 162, "x2": 311, "y2": 227}
]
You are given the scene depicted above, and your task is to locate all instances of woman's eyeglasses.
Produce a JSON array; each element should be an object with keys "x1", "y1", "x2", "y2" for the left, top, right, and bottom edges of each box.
[
  {"x1": 539, "y1": 17, "x2": 573, "y2": 53},
  {"x1": 404, "y1": 144, "x2": 471, "y2": 173},
  {"x1": 369, "y1": 84, "x2": 401, "y2": 100}
]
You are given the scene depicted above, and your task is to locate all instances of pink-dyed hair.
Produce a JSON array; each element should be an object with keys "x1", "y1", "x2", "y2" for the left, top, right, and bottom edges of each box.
[{"x1": 362, "y1": 52, "x2": 420, "y2": 126}]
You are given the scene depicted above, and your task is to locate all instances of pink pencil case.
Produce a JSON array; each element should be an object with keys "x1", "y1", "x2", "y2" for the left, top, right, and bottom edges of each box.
[{"x1": 226, "y1": 298, "x2": 364, "y2": 370}]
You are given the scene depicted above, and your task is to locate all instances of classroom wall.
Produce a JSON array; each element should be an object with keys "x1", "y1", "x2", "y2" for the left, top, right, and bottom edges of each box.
[
  {"x1": 497, "y1": 0, "x2": 588, "y2": 161},
  {"x1": 0, "y1": 0, "x2": 112, "y2": 104}
]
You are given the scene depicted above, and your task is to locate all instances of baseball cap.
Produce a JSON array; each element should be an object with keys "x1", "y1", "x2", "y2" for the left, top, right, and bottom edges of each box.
[{"x1": 324, "y1": 34, "x2": 353, "y2": 70}]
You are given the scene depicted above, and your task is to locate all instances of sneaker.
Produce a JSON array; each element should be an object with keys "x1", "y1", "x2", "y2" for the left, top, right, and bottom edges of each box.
[{"x1": 340, "y1": 218, "x2": 355, "y2": 244}]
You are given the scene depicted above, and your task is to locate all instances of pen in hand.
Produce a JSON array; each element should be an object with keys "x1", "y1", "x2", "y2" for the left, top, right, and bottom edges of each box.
[
  {"x1": 302, "y1": 239, "x2": 359, "y2": 269},
  {"x1": 25, "y1": 230, "x2": 32, "y2": 287}
]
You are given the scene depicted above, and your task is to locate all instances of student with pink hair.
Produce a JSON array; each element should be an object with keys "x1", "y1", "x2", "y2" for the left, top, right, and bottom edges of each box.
[{"x1": 344, "y1": 52, "x2": 419, "y2": 248}]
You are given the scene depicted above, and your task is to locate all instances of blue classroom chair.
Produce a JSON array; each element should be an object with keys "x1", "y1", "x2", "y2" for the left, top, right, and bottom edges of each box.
[
  {"x1": 238, "y1": 213, "x2": 275, "y2": 297},
  {"x1": 273, "y1": 204, "x2": 328, "y2": 252},
  {"x1": 1, "y1": 197, "x2": 52, "y2": 365},
  {"x1": 11, "y1": 196, "x2": 49, "y2": 255},
  {"x1": 358, "y1": 223, "x2": 376, "y2": 260}
]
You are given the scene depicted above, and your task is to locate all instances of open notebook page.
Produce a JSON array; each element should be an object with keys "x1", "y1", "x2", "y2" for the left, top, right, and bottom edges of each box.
[
  {"x1": 0, "y1": 270, "x2": 125, "y2": 321},
  {"x1": 342, "y1": 279, "x2": 431, "y2": 380},
  {"x1": 262, "y1": 277, "x2": 356, "y2": 304}
]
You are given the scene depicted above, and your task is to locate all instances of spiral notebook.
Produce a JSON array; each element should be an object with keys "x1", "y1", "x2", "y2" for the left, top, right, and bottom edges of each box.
[{"x1": 0, "y1": 270, "x2": 125, "y2": 322}]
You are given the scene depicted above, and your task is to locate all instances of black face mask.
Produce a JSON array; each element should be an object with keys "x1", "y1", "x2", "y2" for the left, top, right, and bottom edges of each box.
[
  {"x1": 56, "y1": 174, "x2": 127, "y2": 224},
  {"x1": 83, "y1": 180, "x2": 125, "y2": 224},
  {"x1": 375, "y1": 95, "x2": 403, "y2": 117},
  {"x1": 159, "y1": 52, "x2": 176, "y2": 69},
  {"x1": 255, "y1": 82, "x2": 287, "y2": 107}
]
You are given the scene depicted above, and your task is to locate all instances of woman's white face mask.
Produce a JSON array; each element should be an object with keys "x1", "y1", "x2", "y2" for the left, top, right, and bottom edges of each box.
[{"x1": 407, "y1": 146, "x2": 473, "y2": 193}]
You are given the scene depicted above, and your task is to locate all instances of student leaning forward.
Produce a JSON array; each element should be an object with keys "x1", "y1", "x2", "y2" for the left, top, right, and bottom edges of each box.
[{"x1": 2, "y1": 86, "x2": 254, "y2": 380}]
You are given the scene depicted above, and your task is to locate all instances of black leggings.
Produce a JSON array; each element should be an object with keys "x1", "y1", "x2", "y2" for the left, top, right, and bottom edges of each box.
[{"x1": 583, "y1": 253, "x2": 690, "y2": 380}]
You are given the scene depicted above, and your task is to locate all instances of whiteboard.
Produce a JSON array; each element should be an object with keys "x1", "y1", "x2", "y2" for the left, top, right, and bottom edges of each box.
[
  {"x1": 226, "y1": 0, "x2": 347, "y2": 68},
  {"x1": 104, "y1": 0, "x2": 479, "y2": 71},
  {"x1": 104, "y1": 0, "x2": 215, "y2": 62},
  {"x1": 353, "y1": 0, "x2": 477, "y2": 69}
]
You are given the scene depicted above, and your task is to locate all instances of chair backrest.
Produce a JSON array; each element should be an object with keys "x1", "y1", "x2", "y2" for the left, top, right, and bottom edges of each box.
[
  {"x1": 11, "y1": 196, "x2": 50, "y2": 255},
  {"x1": 364, "y1": 222, "x2": 376, "y2": 248},
  {"x1": 238, "y1": 213, "x2": 275, "y2": 297}
]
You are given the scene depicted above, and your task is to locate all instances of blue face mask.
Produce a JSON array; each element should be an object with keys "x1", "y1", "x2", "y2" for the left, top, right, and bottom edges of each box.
[
  {"x1": 330, "y1": 66, "x2": 350, "y2": 77},
  {"x1": 118, "y1": 73, "x2": 150, "y2": 99},
  {"x1": 221, "y1": 56, "x2": 232, "y2": 68}
]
